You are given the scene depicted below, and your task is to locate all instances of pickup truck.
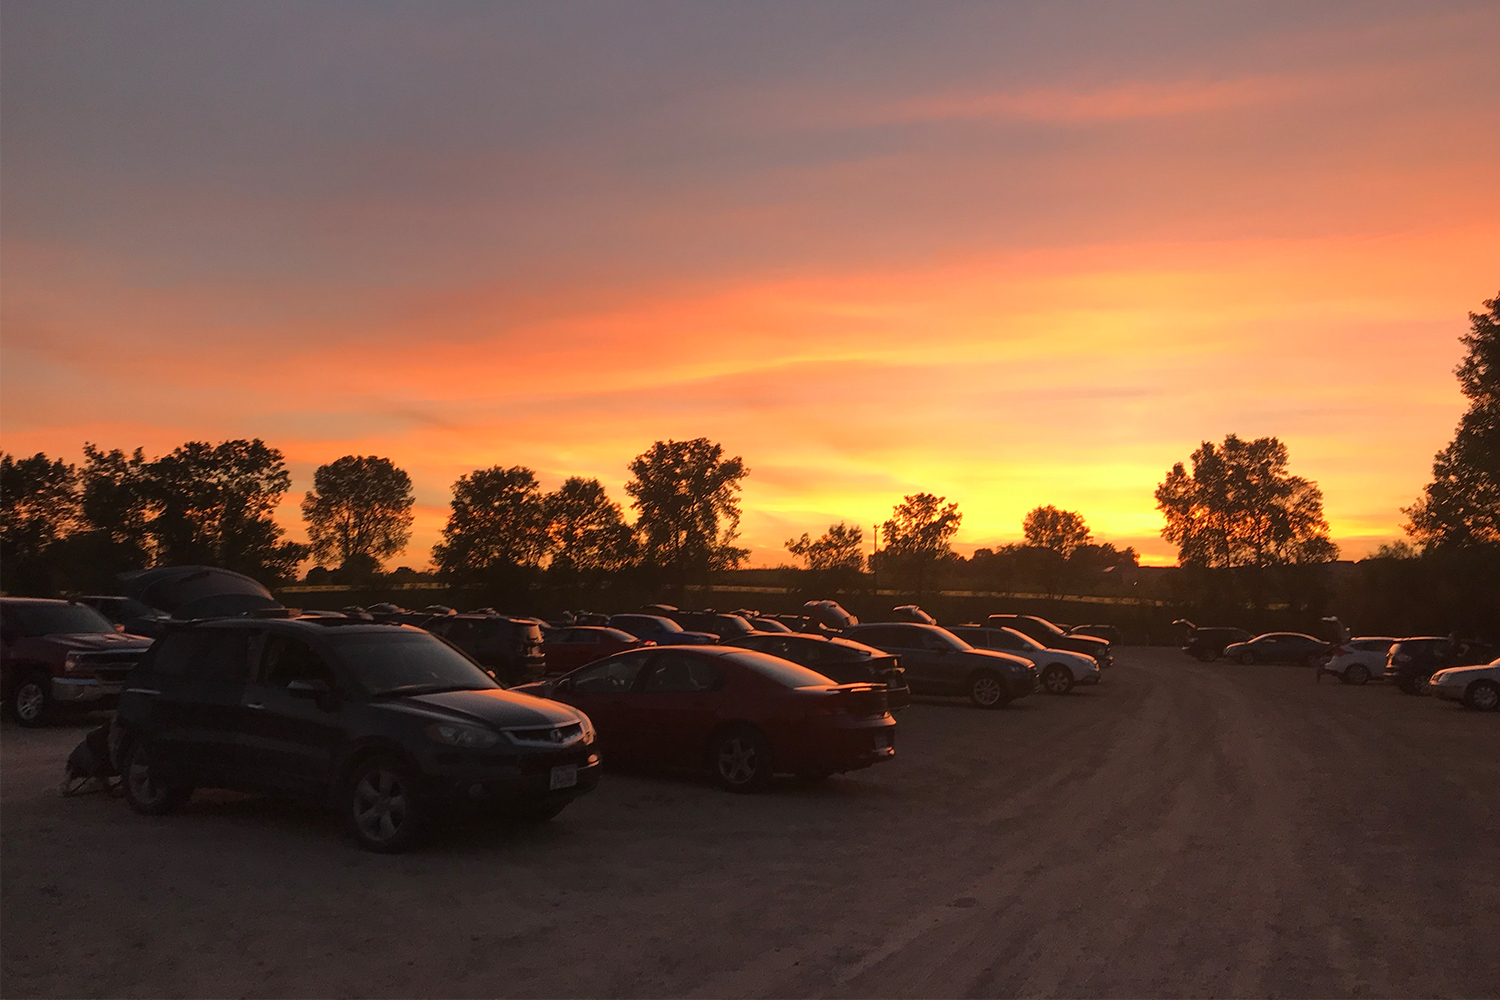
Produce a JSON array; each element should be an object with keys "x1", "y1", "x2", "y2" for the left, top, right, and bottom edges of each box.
[{"x1": 1, "y1": 598, "x2": 154, "y2": 726}]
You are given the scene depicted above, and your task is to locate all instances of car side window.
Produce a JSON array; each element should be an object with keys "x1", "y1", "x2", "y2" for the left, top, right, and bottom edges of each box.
[
  {"x1": 572, "y1": 653, "x2": 649, "y2": 693},
  {"x1": 642, "y1": 653, "x2": 721, "y2": 693},
  {"x1": 177, "y1": 629, "x2": 255, "y2": 700},
  {"x1": 261, "y1": 635, "x2": 335, "y2": 688},
  {"x1": 572, "y1": 630, "x2": 599, "y2": 645},
  {"x1": 153, "y1": 630, "x2": 215, "y2": 677}
]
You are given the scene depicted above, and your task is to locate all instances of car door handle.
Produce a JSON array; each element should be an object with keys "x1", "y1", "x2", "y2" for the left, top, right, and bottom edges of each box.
[
  {"x1": 246, "y1": 702, "x2": 266, "y2": 710},
  {"x1": 125, "y1": 687, "x2": 162, "y2": 696}
]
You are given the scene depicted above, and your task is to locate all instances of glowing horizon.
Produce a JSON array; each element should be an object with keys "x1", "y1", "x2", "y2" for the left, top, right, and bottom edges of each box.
[{"x1": 3, "y1": 3, "x2": 1497, "y2": 572}]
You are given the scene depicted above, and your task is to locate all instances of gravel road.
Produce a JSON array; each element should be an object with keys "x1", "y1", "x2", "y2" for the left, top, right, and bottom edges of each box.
[{"x1": 3, "y1": 646, "x2": 1496, "y2": 998}]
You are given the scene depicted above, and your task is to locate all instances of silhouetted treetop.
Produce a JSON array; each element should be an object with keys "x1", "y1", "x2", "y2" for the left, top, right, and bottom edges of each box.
[
  {"x1": 301, "y1": 455, "x2": 415, "y2": 571},
  {"x1": 1022, "y1": 505, "x2": 1092, "y2": 558},
  {"x1": 1156, "y1": 434, "x2": 1337, "y2": 568},
  {"x1": 786, "y1": 521, "x2": 864, "y2": 573},
  {"x1": 626, "y1": 438, "x2": 748, "y2": 580},
  {"x1": 1405, "y1": 290, "x2": 1500, "y2": 548}
]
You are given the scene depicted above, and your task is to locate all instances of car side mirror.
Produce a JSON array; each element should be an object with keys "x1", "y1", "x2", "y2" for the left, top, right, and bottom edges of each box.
[
  {"x1": 287, "y1": 678, "x2": 331, "y2": 699},
  {"x1": 115, "y1": 623, "x2": 126, "y2": 633},
  {"x1": 553, "y1": 677, "x2": 571, "y2": 693}
]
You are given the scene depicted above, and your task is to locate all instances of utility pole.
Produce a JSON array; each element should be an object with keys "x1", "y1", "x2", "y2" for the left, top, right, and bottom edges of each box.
[{"x1": 871, "y1": 522, "x2": 879, "y2": 595}]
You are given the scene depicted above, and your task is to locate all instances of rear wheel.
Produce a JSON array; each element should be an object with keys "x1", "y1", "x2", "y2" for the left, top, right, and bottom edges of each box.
[
  {"x1": 1345, "y1": 664, "x2": 1371, "y2": 685},
  {"x1": 1240, "y1": 651, "x2": 1256, "y2": 665},
  {"x1": 710, "y1": 725, "x2": 773, "y2": 792},
  {"x1": 8, "y1": 673, "x2": 51, "y2": 727},
  {"x1": 967, "y1": 671, "x2": 1008, "y2": 709},
  {"x1": 1464, "y1": 680, "x2": 1500, "y2": 712},
  {"x1": 1041, "y1": 665, "x2": 1074, "y2": 695},
  {"x1": 345, "y1": 756, "x2": 428, "y2": 852},
  {"x1": 122, "y1": 742, "x2": 192, "y2": 816}
]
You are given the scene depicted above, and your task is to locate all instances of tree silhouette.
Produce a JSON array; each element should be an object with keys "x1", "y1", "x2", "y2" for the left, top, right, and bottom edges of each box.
[
  {"x1": 80, "y1": 444, "x2": 152, "y2": 561},
  {"x1": 1405, "y1": 291, "x2": 1500, "y2": 548},
  {"x1": 786, "y1": 521, "x2": 864, "y2": 572},
  {"x1": 880, "y1": 493, "x2": 961, "y2": 595},
  {"x1": 432, "y1": 466, "x2": 549, "y2": 579},
  {"x1": 625, "y1": 438, "x2": 749, "y2": 583},
  {"x1": 1022, "y1": 505, "x2": 1092, "y2": 557},
  {"x1": 0, "y1": 453, "x2": 80, "y2": 594},
  {"x1": 301, "y1": 455, "x2": 415, "y2": 576},
  {"x1": 142, "y1": 439, "x2": 309, "y2": 582},
  {"x1": 1155, "y1": 434, "x2": 1337, "y2": 567},
  {"x1": 543, "y1": 476, "x2": 636, "y2": 572}
]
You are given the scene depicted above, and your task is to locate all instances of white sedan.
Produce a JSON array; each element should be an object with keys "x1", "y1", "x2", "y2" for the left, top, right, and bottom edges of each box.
[
  {"x1": 1321, "y1": 637, "x2": 1395, "y2": 685},
  {"x1": 1427, "y1": 658, "x2": 1500, "y2": 711}
]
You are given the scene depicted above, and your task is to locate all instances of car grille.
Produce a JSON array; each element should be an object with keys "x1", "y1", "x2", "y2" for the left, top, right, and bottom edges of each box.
[
  {"x1": 505, "y1": 722, "x2": 584, "y2": 748},
  {"x1": 72, "y1": 650, "x2": 147, "y2": 684}
]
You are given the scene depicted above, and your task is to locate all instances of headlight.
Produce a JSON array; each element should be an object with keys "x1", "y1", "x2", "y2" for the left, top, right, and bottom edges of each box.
[
  {"x1": 425, "y1": 722, "x2": 501, "y2": 749},
  {"x1": 1005, "y1": 663, "x2": 1026, "y2": 675},
  {"x1": 576, "y1": 711, "x2": 595, "y2": 743},
  {"x1": 63, "y1": 652, "x2": 85, "y2": 673}
]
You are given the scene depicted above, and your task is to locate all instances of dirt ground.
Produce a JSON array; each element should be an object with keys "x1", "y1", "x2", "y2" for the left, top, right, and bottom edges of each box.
[{"x1": 2, "y1": 646, "x2": 1496, "y2": 999}]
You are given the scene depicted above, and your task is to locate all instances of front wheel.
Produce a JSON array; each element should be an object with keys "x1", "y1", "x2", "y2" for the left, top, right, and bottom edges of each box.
[
  {"x1": 710, "y1": 725, "x2": 773, "y2": 792},
  {"x1": 967, "y1": 671, "x2": 1009, "y2": 709},
  {"x1": 1465, "y1": 680, "x2": 1500, "y2": 712},
  {"x1": 1240, "y1": 651, "x2": 1256, "y2": 666},
  {"x1": 122, "y1": 742, "x2": 192, "y2": 816},
  {"x1": 8, "y1": 674, "x2": 51, "y2": 727},
  {"x1": 345, "y1": 756, "x2": 428, "y2": 852},
  {"x1": 1041, "y1": 665, "x2": 1074, "y2": 695},
  {"x1": 1345, "y1": 664, "x2": 1371, "y2": 685}
]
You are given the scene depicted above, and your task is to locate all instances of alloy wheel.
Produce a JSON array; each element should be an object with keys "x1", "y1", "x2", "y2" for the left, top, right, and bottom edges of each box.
[
  {"x1": 127, "y1": 746, "x2": 167, "y2": 807},
  {"x1": 971, "y1": 675, "x2": 1004, "y2": 707},
  {"x1": 353, "y1": 766, "x2": 410, "y2": 844},
  {"x1": 13, "y1": 682, "x2": 45, "y2": 723},
  {"x1": 1043, "y1": 668, "x2": 1072, "y2": 695},
  {"x1": 1470, "y1": 683, "x2": 1500, "y2": 712},
  {"x1": 717, "y1": 736, "x2": 760, "y2": 786}
]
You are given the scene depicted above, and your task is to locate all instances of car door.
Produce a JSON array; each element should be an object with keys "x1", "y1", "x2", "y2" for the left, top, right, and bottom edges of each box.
[
  {"x1": 556, "y1": 650, "x2": 654, "y2": 758},
  {"x1": 869, "y1": 627, "x2": 942, "y2": 692},
  {"x1": 142, "y1": 627, "x2": 251, "y2": 788},
  {"x1": 630, "y1": 651, "x2": 724, "y2": 767},
  {"x1": 237, "y1": 632, "x2": 347, "y2": 796}
]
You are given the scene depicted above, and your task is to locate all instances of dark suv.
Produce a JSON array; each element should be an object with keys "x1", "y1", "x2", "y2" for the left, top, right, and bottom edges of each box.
[
  {"x1": 841, "y1": 622, "x2": 1035, "y2": 708},
  {"x1": 113, "y1": 619, "x2": 600, "y2": 851},
  {"x1": 423, "y1": 615, "x2": 546, "y2": 685},
  {"x1": 1, "y1": 598, "x2": 154, "y2": 726},
  {"x1": 986, "y1": 614, "x2": 1112, "y2": 668},
  {"x1": 1386, "y1": 636, "x2": 1500, "y2": 695}
]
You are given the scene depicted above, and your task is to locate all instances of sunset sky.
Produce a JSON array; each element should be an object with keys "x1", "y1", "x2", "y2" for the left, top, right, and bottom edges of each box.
[{"x1": 3, "y1": 2, "x2": 1497, "y2": 569}]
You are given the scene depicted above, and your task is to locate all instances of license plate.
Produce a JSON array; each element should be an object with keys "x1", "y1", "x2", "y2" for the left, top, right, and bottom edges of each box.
[{"x1": 549, "y1": 764, "x2": 578, "y2": 790}]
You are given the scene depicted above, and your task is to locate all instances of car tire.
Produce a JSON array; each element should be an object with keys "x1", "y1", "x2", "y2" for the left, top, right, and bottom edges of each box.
[
  {"x1": 1193, "y1": 650, "x2": 1217, "y2": 663},
  {"x1": 967, "y1": 671, "x2": 1009, "y2": 709},
  {"x1": 1397, "y1": 678, "x2": 1422, "y2": 696},
  {"x1": 121, "y1": 741, "x2": 192, "y2": 816},
  {"x1": 710, "y1": 725, "x2": 773, "y2": 792},
  {"x1": 1240, "y1": 651, "x2": 1256, "y2": 665},
  {"x1": 345, "y1": 755, "x2": 428, "y2": 852},
  {"x1": 1345, "y1": 664, "x2": 1371, "y2": 686},
  {"x1": 8, "y1": 672, "x2": 52, "y2": 727},
  {"x1": 1464, "y1": 680, "x2": 1500, "y2": 712},
  {"x1": 1041, "y1": 664, "x2": 1074, "y2": 695}
]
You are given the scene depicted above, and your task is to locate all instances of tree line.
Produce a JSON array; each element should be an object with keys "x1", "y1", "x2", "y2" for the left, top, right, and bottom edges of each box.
[{"x1": 3, "y1": 292, "x2": 1494, "y2": 608}]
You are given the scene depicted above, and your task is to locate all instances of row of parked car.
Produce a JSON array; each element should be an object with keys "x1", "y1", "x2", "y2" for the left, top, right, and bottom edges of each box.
[
  {"x1": 4, "y1": 585, "x2": 1121, "y2": 852},
  {"x1": 1176, "y1": 621, "x2": 1500, "y2": 710}
]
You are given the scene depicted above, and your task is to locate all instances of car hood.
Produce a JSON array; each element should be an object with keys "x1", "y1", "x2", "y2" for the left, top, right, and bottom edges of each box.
[
  {"x1": 21, "y1": 632, "x2": 154, "y2": 653},
  {"x1": 966, "y1": 648, "x2": 1033, "y2": 668},
  {"x1": 383, "y1": 688, "x2": 583, "y2": 729},
  {"x1": 1433, "y1": 664, "x2": 1499, "y2": 681}
]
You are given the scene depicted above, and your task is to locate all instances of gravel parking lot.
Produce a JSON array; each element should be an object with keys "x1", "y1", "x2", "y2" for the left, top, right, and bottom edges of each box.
[{"x1": 3, "y1": 646, "x2": 1496, "y2": 999}]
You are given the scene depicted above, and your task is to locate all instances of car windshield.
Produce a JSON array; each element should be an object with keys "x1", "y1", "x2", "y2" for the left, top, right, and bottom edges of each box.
[
  {"x1": 725, "y1": 649, "x2": 835, "y2": 688},
  {"x1": 626, "y1": 616, "x2": 681, "y2": 633},
  {"x1": 330, "y1": 631, "x2": 499, "y2": 697},
  {"x1": 3, "y1": 603, "x2": 115, "y2": 637},
  {"x1": 1003, "y1": 628, "x2": 1045, "y2": 650},
  {"x1": 714, "y1": 615, "x2": 754, "y2": 637},
  {"x1": 1028, "y1": 617, "x2": 1066, "y2": 637}
]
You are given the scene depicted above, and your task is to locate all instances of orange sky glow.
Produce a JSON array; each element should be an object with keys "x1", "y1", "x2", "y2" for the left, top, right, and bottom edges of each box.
[{"x1": 3, "y1": 3, "x2": 1497, "y2": 570}]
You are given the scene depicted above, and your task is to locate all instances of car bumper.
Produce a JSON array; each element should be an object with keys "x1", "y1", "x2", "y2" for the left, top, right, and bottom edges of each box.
[
  {"x1": 797, "y1": 718, "x2": 897, "y2": 774},
  {"x1": 51, "y1": 677, "x2": 121, "y2": 705},
  {"x1": 1429, "y1": 681, "x2": 1467, "y2": 702},
  {"x1": 422, "y1": 748, "x2": 603, "y2": 814}
]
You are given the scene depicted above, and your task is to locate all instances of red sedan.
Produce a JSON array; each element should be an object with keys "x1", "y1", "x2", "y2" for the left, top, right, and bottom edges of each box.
[
  {"x1": 541, "y1": 626, "x2": 653, "y2": 676},
  {"x1": 514, "y1": 646, "x2": 895, "y2": 790}
]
